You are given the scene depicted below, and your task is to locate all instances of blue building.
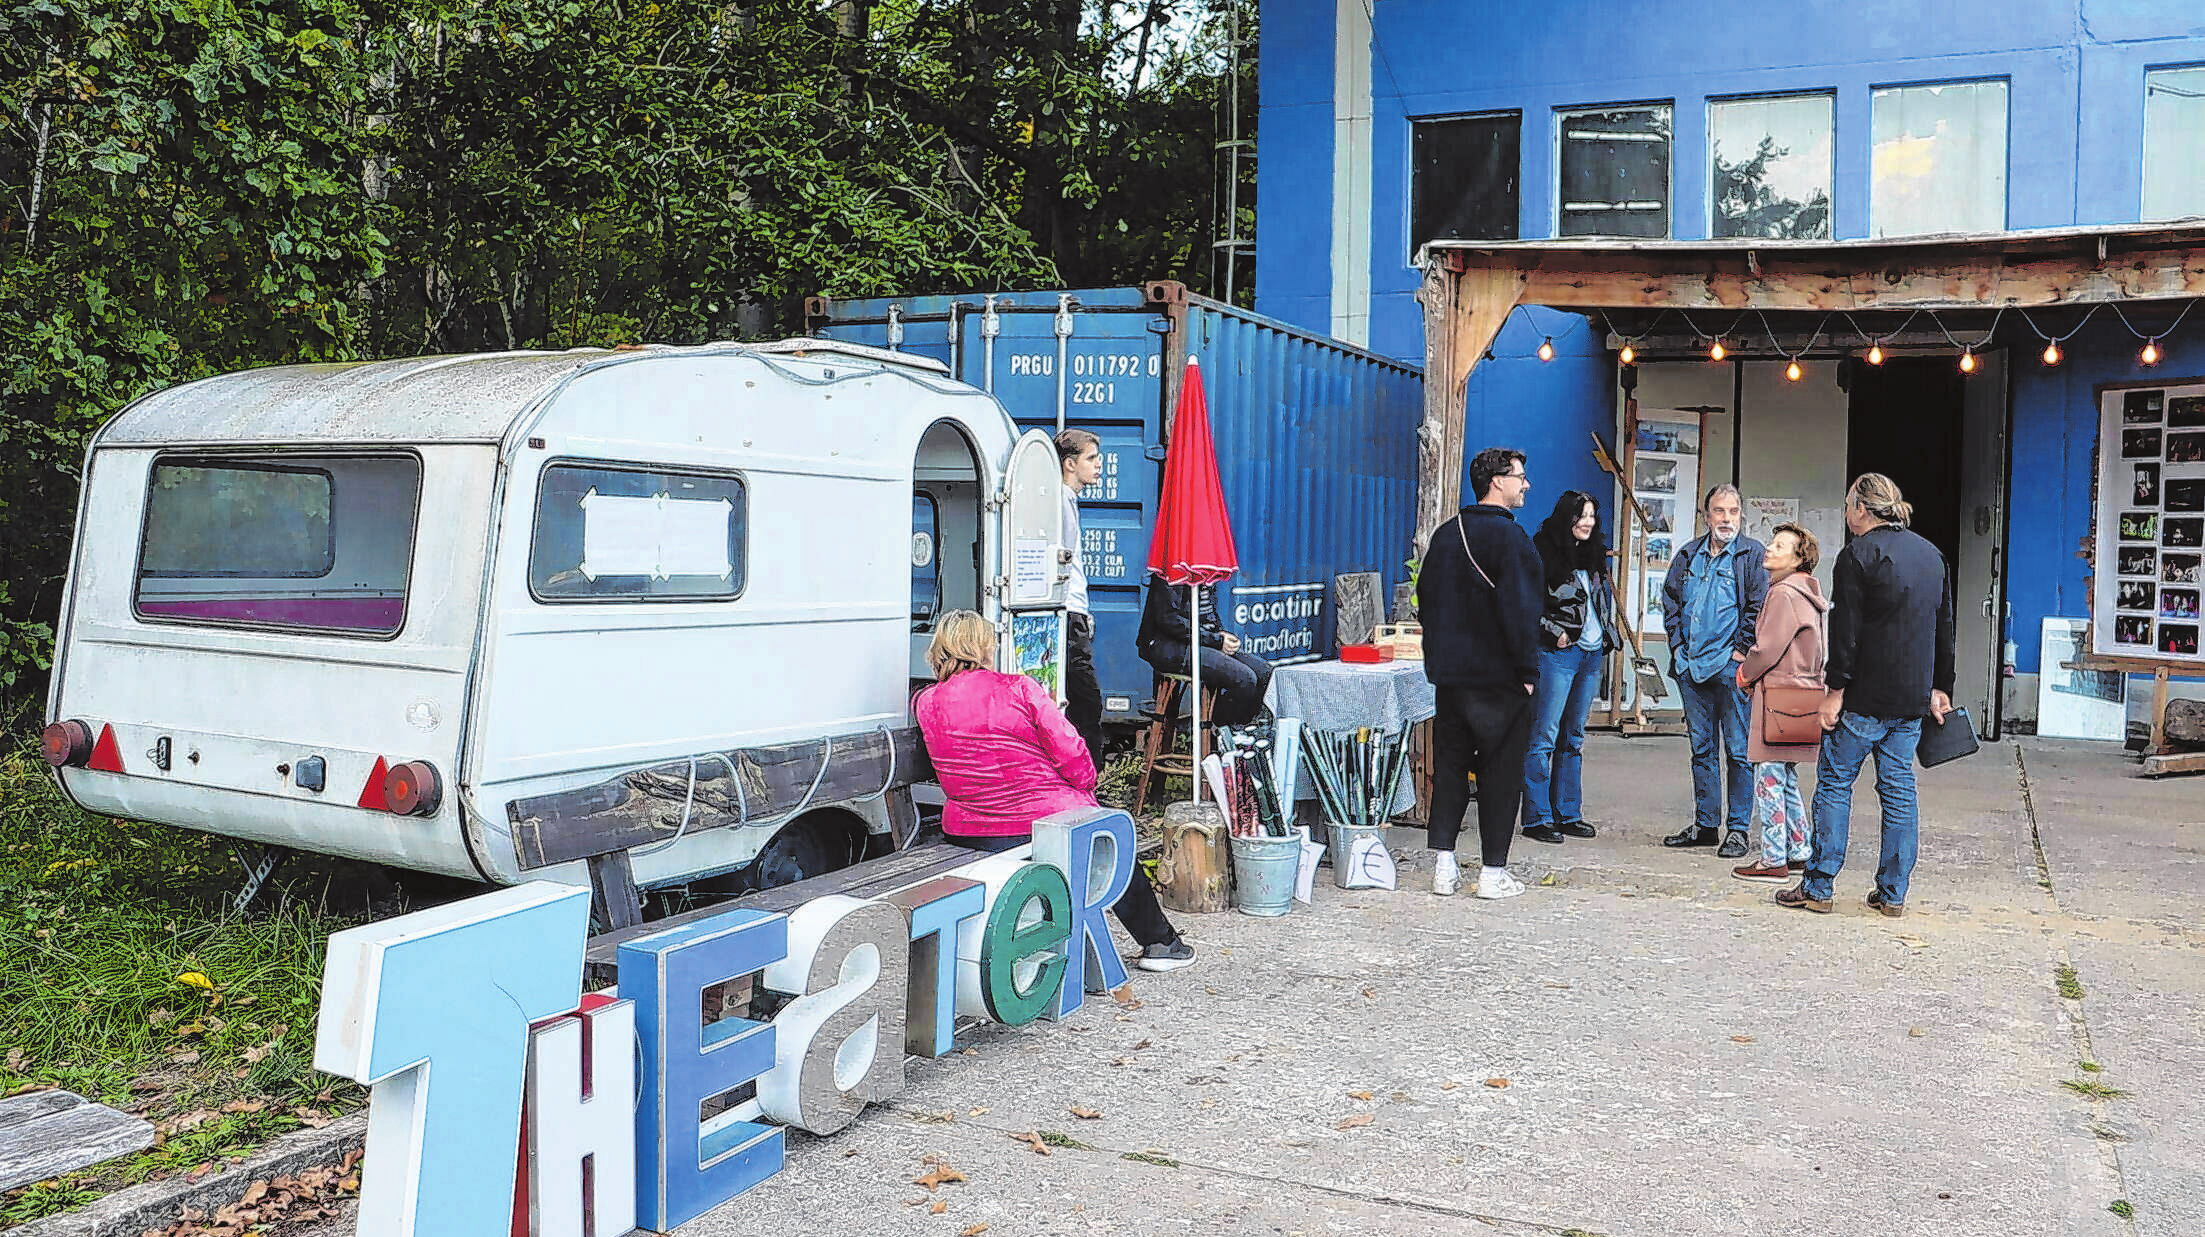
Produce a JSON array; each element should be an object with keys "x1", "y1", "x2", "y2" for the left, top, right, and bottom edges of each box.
[{"x1": 1254, "y1": 0, "x2": 2205, "y2": 736}]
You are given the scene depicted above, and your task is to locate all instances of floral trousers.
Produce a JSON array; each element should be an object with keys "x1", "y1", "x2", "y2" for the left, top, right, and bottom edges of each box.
[{"x1": 1752, "y1": 761, "x2": 1810, "y2": 867}]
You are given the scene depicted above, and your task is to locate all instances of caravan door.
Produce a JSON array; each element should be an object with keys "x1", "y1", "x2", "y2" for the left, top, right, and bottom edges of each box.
[{"x1": 994, "y1": 430, "x2": 1069, "y2": 690}]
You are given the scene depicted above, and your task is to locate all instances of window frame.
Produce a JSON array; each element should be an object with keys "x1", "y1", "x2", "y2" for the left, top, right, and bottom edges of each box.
[
  {"x1": 131, "y1": 449, "x2": 423, "y2": 642},
  {"x1": 1705, "y1": 90, "x2": 1836, "y2": 241},
  {"x1": 1867, "y1": 76, "x2": 2011, "y2": 239},
  {"x1": 2143, "y1": 62, "x2": 2205, "y2": 223},
  {"x1": 526, "y1": 457, "x2": 751, "y2": 605},
  {"x1": 1554, "y1": 100, "x2": 1674, "y2": 239},
  {"x1": 1407, "y1": 109, "x2": 1523, "y2": 258}
]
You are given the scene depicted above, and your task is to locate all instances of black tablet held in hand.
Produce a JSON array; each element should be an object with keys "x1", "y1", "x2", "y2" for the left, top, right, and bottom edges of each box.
[{"x1": 1917, "y1": 707, "x2": 1981, "y2": 769}]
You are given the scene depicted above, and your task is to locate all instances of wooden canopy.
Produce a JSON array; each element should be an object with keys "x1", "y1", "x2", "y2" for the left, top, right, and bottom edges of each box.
[{"x1": 1415, "y1": 222, "x2": 2205, "y2": 545}]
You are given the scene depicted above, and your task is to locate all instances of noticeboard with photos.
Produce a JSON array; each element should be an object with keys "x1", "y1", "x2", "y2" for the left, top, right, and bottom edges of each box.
[{"x1": 2096, "y1": 382, "x2": 2205, "y2": 662}]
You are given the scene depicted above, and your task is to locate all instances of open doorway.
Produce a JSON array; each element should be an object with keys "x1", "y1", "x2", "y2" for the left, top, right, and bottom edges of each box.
[
  {"x1": 1846, "y1": 358, "x2": 1965, "y2": 565},
  {"x1": 913, "y1": 421, "x2": 984, "y2": 684}
]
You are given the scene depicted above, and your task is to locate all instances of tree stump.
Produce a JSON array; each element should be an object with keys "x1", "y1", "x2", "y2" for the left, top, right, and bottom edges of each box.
[
  {"x1": 2166, "y1": 697, "x2": 2205, "y2": 750},
  {"x1": 1154, "y1": 801, "x2": 1231, "y2": 913}
]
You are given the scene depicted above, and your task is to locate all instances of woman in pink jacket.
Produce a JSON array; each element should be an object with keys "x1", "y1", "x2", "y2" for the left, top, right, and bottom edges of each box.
[
  {"x1": 914, "y1": 610, "x2": 1194, "y2": 973},
  {"x1": 1731, "y1": 525, "x2": 1832, "y2": 883}
]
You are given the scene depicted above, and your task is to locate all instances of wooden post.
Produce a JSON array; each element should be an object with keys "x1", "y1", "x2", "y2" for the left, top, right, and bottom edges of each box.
[
  {"x1": 2149, "y1": 667, "x2": 2170, "y2": 755},
  {"x1": 1154, "y1": 800, "x2": 1231, "y2": 913},
  {"x1": 1415, "y1": 257, "x2": 1523, "y2": 552}
]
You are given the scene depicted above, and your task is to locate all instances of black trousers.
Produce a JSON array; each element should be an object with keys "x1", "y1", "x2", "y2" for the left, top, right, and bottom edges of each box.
[
  {"x1": 946, "y1": 830, "x2": 1178, "y2": 949},
  {"x1": 1145, "y1": 641, "x2": 1274, "y2": 725},
  {"x1": 1426, "y1": 683, "x2": 1534, "y2": 865},
  {"x1": 1065, "y1": 612, "x2": 1105, "y2": 772}
]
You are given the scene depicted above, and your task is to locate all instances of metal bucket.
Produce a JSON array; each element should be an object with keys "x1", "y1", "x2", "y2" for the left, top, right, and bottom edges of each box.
[
  {"x1": 1326, "y1": 822, "x2": 1386, "y2": 888},
  {"x1": 1229, "y1": 834, "x2": 1300, "y2": 917}
]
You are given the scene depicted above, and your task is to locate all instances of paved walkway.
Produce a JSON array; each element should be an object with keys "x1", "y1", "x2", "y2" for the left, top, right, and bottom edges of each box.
[{"x1": 694, "y1": 735, "x2": 2202, "y2": 1237}]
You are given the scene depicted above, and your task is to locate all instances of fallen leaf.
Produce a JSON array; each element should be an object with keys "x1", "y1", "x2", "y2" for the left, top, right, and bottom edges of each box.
[
  {"x1": 967, "y1": 1107, "x2": 989, "y2": 1117},
  {"x1": 176, "y1": 971, "x2": 216, "y2": 992},
  {"x1": 1483, "y1": 1078, "x2": 1510, "y2": 1089},
  {"x1": 912, "y1": 1163, "x2": 966, "y2": 1191},
  {"x1": 1347, "y1": 1090, "x2": 1374, "y2": 1101},
  {"x1": 222, "y1": 1100, "x2": 266, "y2": 1113},
  {"x1": 1897, "y1": 935, "x2": 1930, "y2": 949},
  {"x1": 1538, "y1": 872, "x2": 1559, "y2": 886},
  {"x1": 912, "y1": 1109, "x2": 956, "y2": 1124},
  {"x1": 1012, "y1": 1131, "x2": 1051, "y2": 1156},
  {"x1": 169, "y1": 1050, "x2": 201, "y2": 1065},
  {"x1": 931, "y1": 1200, "x2": 947, "y2": 1214},
  {"x1": 1334, "y1": 1112, "x2": 1374, "y2": 1130},
  {"x1": 3, "y1": 1048, "x2": 22, "y2": 1072},
  {"x1": 1730, "y1": 1035, "x2": 1756, "y2": 1044},
  {"x1": 1909, "y1": 1027, "x2": 1926, "y2": 1038},
  {"x1": 240, "y1": 1181, "x2": 269, "y2": 1205},
  {"x1": 1133, "y1": 1039, "x2": 1151, "y2": 1050},
  {"x1": 961, "y1": 1226, "x2": 990, "y2": 1236},
  {"x1": 1361, "y1": 987, "x2": 1376, "y2": 1000},
  {"x1": 1070, "y1": 1106, "x2": 1102, "y2": 1120},
  {"x1": 1440, "y1": 1081, "x2": 1461, "y2": 1091}
]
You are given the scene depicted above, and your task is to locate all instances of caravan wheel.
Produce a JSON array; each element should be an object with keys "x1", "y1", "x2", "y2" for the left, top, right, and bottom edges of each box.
[{"x1": 746, "y1": 809, "x2": 864, "y2": 892}]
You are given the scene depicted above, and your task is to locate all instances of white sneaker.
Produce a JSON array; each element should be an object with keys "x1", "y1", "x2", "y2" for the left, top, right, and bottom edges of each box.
[
  {"x1": 1476, "y1": 869, "x2": 1526, "y2": 900},
  {"x1": 1432, "y1": 852, "x2": 1459, "y2": 896}
]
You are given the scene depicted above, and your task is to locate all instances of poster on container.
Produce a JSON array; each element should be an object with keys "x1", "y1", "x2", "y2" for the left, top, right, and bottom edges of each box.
[{"x1": 2093, "y1": 383, "x2": 2205, "y2": 664}]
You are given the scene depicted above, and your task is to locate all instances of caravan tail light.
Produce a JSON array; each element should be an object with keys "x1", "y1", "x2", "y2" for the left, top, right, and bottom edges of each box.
[
  {"x1": 383, "y1": 760, "x2": 442, "y2": 817},
  {"x1": 42, "y1": 720, "x2": 95, "y2": 769}
]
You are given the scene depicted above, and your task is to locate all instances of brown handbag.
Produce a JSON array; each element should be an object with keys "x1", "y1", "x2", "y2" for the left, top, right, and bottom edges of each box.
[{"x1": 1762, "y1": 686, "x2": 1826, "y2": 746}]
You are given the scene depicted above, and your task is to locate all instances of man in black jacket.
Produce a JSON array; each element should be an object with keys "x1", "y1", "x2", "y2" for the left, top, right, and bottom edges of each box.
[
  {"x1": 1136, "y1": 573, "x2": 1273, "y2": 725},
  {"x1": 1417, "y1": 447, "x2": 1543, "y2": 900},
  {"x1": 1778, "y1": 473, "x2": 1956, "y2": 918}
]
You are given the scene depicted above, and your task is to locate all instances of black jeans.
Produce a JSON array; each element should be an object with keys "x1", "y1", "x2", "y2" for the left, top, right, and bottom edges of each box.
[
  {"x1": 1145, "y1": 641, "x2": 1273, "y2": 725},
  {"x1": 1065, "y1": 612, "x2": 1105, "y2": 772},
  {"x1": 945, "y1": 831, "x2": 1178, "y2": 949},
  {"x1": 1426, "y1": 683, "x2": 1534, "y2": 865}
]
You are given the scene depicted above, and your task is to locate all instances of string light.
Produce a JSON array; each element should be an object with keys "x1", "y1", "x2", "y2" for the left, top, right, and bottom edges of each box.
[
  {"x1": 1959, "y1": 349, "x2": 1977, "y2": 374},
  {"x1": 1538, "y1": 337, "x2": 1555, "y2": 362},
  {"x1": 1619, "y1": 342, "x2": 1636, "y2": 365},
  {"x1": 1785, "y1": 359, "x2": 1802, "y2": 381},
  {"x1": 1708, "y1": 338, "x2": 1726, "y2": 362},
  {"x1": 2142, "y1": 338, "x2": 2162, "y2": 366},
  {"x1": 2042, "y1": 340, "x2": 2062, "y2": 366},
  {"x1": 1866, "y1": 343, "x2": 1884, "y2": 365}
]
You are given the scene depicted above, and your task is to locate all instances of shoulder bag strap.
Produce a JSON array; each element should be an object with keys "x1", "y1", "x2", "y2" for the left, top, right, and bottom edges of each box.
[{"x1": 1456, "y1": 517, "x2": 1496, "y2": 589}]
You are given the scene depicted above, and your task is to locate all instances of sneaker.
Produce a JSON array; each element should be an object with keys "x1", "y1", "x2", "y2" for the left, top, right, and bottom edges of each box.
[
  {"x1": 1432, "y1": 852, "x2": 1459, "y2": 896},
  {"x1": 1521, "y1": 824, "x2": 1567, "y2": 845},
  {"x1": 1136, "y1": 938, "x2": 1195, "y2": 972},
  {"x1": 1865, "y1": 890, "x2": 1905, "y2": 918},
  {"x1": 1731, "y1": 861, "x2": 1792, "y2": 883},
  {"x1": 1476, "y1": 870, "x2": 1526, "y2": 900},
  {"x1": 1555, "y1": 819, "x2": 1597, "y2": 838},
  {"x1": 1715, "y1": 830, "x2": 1750, "y2": 859},
  {"x1": 1774, "y1": 884, "x2": 1833, "y2": 913}
]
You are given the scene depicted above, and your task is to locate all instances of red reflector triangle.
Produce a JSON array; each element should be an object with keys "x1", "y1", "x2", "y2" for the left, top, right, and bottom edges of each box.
[
  {"x1": 358, "y1": 756, "x2": 392, "y2": 811},
  {"x1": 87, "y1": 724, "x2": 125, "y2": 774}
]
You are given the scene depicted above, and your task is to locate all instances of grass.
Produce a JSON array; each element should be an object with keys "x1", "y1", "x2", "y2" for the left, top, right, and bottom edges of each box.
[
  {"x1": 2110, "y1": 1199, "x2": 2135, "y2": 1219},
  {"x1": 1119, "y1": 1150, "x2": 1180, "y2": 1168},
  {"x1": 0, "y1": 739, "x2": 372, "y2": 1224},
  {"x1": 2054, "y1": 963, "x2": 2085, "y2": 1000},
  {"x1": 1037, "y1": 1130, "x2": 1093, "y2": 1151},
  {"x1": 2060, "y1": 1078, "x2": 2130, "y2": 1101},
  {"x1": 2080, "y1": 1060, "x2": 2104, "y2": 1073}
]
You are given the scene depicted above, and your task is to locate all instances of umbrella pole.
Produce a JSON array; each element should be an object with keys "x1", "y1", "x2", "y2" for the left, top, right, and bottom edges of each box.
[{"x1": 1188, "y1": 582, "x2": 1203, "y2": 803}]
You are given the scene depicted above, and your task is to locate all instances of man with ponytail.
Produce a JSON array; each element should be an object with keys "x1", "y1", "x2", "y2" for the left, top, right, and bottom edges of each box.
[{"x1": 1776, "y1": 474, "x2": 1956, "y2": 918}]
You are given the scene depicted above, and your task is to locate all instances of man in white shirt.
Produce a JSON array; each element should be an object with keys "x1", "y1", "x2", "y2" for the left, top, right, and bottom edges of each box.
[{"x1": 1057, "y1": 429, "x2": 1106, "y2": 770}]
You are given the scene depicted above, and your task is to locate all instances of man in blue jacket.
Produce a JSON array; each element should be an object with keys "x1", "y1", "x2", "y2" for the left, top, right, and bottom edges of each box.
[
  {"x1": 1417, "y1": 447, "x2": 1544, "y2": 901},
  {"x1": 1659, "y1": 484, "x2": 1769, "y2": 857}
]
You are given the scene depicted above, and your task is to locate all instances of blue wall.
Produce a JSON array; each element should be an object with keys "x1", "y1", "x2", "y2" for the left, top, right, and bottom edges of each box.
[{"x1": 1257, "y1": 0, "x2": 2205, "y2": 363}]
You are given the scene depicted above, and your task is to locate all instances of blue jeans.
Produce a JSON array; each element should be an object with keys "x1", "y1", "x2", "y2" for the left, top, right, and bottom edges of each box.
[
  {"x1": 1522, "y1": 644, "x2": 1603, "y2": 828},
  {"x1": 1803, "y1": 712, "x2": 1923, "y2": 904},
  {"x1": 1677, "y1": 673, "x2": 1752, "y2": 833}
]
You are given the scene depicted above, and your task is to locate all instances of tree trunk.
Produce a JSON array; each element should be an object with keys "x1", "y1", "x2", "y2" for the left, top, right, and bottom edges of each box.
[
  {"x1": 2165, "y1": 698, "x2": 2205, "y2": 750},
  {"x1": 1154, "y1": 801, "x2": 1231, "y2": 913}
]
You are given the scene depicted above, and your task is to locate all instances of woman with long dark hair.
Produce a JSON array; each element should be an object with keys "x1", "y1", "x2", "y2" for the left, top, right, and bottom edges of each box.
[{"x1": 1520, "y1": 491, "x2": 1619, "y2": 843}]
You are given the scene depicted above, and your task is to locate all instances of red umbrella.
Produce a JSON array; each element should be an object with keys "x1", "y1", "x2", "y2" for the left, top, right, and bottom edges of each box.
[{"x1": 1146, "y1": 356, "x2": 1238, "y2": 801}]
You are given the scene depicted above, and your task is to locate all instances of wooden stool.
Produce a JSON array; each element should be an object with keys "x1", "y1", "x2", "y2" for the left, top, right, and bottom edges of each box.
[{"x1": 1133, "y1": 672, "x2": 1217, "y2": 816}]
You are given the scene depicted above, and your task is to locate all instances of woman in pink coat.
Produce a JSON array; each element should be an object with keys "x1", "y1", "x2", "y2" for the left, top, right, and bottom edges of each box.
[
  {"x1": 1731, "y1": 524, "x2": 1831, "y2": 883},
  {"x1": 914, "y1": 610, "x2": 1194, "y2": 973}
]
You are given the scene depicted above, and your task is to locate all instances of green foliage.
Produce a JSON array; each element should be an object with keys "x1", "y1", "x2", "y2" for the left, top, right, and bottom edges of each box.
[{"x1": 0, "y1": 0, "x2": 1256, "y2": 706}]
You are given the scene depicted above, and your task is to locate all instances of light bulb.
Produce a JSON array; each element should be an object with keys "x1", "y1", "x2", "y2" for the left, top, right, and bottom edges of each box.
[
  {"x1": 1786, "y1": 359, "x2": 1802, "y2": 382},
  {"x1": 1709, "y1": 339, "x2": 1726, "y2": 362},
  {"x1": 1959, "y1": 350, "x2": 1976, "y2": 374},
  {"x1": 1538, "y1": 337, "x2": 1555, "y2": 362},
  {"x1": 2142, "y1": 339, "x2": 2162, "y2": 366},
  {"x1": 1866, "y1": 343, "x2": 1884, "y2": 366},
  {"x1": 2042, "y1": 340, "x2": 2062, "y2": 366},
  {"x1": 1619, "y1": 343, "x2": 1636, "y2": 366}
]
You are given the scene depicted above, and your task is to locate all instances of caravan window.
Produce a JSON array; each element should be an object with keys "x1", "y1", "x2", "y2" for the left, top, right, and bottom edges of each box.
[
  {"x1": 135, "y1": 454, "x2": 420, "y2": 637},
  {"x1": 529, "y1": 462, "x2": 747, "y2": 601}
]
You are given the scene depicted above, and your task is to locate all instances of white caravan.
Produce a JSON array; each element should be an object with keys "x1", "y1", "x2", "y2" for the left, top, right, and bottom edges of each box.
[{"x1": 43, "y1": 342, "x2": 1066, "y2": 906}]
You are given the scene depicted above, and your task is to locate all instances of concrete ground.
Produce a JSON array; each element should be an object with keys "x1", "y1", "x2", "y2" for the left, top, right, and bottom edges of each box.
[{"x1": 684, "y1": 734, "x2": 2202, "y2": 1237}]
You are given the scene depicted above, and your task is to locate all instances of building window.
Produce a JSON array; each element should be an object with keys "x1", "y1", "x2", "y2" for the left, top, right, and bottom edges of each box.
[
  {"x1": 529, "y1": 462, "x2": 747, "y2": 601},
  {"x1": 1709, "y1": 93, "x2": 1833, "y2": 240},
  {"x1": 1871, "y1": 80, "x2": 2007, "y2": 237},
  {"x1": 2145, "y1": 65, "x2": 2205, "y2": 222},
  {"x1": 1410, "y1": 112, "x2": 1521, "y2": 251},
  {"x1": 1558, "y1": 103, "x2": 1671, "y2": 238}
]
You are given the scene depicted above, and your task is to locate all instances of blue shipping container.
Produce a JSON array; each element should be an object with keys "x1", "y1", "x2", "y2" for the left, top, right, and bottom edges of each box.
[{"x1": 808, "y1": 282, "x2": 1425, "y2": 725}]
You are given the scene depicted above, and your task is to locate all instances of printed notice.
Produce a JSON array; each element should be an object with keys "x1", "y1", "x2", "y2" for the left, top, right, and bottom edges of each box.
[{"x1": 1012, "y1": 538, "x2": 1055, "y2": 604}]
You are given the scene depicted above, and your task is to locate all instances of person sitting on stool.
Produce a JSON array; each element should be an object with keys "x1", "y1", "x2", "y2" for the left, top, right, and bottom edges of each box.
[{"x1": 1135, "y1": 570, "x2": 1273, "y2": 725}]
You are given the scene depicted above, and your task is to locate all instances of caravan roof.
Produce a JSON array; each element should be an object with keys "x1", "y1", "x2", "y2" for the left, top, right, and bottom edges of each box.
[{"x1": 95, "y1": 341, "x2": 955, "y2": 448}]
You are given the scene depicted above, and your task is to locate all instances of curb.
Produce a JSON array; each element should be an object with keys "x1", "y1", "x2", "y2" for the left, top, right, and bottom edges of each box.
[{"x1": 13, "y1": 1114, "x2": 367, "y2": 1237}]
